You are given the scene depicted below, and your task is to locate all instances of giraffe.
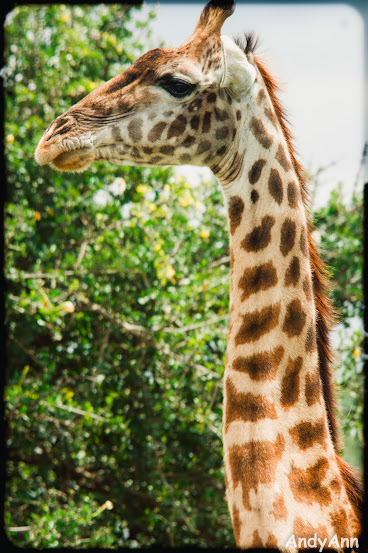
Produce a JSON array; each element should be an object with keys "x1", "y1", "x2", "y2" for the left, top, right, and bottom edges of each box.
[{"x1": 35, "y1": 1, "x2": 362, "y2": 549}]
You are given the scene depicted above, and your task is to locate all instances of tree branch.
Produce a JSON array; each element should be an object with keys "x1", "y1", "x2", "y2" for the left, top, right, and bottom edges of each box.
[
  {"x1": 40, "y1": 400, "x2": 108, "y2": 422},
  {"x1": 207, "y1": 255, "x2": 230, "y2": 269},
  {"x1": 78, "y1": 296, "x2": 220, "y2": 379},
  {"x1": 164, "y1": 315, "x2": 228, "y2": 334},
  {"x1": 6, "y1": 269, "x2": 140, "y2": 280}
]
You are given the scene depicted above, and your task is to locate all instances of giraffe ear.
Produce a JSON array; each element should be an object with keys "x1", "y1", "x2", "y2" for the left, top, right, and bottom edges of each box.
[{"x1": 220, "y1": 36, "x2": 257, "y2": 97}]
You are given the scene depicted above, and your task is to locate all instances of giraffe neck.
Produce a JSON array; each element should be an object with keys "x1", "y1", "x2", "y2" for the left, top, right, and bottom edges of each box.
[{"x1": 216, "y1": 78, "x2": 360, "y2": 550}]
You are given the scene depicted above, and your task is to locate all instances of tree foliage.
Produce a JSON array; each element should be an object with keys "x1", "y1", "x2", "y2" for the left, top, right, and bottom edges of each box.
[{"x1": 4, "y1": 4, "x2": 363, "y2": 547}]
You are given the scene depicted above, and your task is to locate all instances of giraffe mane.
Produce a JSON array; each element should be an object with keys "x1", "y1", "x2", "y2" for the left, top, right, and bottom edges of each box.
[
  {"x1": 235, "y1": 32, "x2": 363, "y2": 516},
  {"x1": 236, "y1": 32, "x2": 339, "y2": 447}
]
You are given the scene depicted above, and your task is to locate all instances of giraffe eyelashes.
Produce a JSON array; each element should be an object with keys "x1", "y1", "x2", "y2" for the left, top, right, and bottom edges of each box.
[{"x1": 159, "y1": 77, "x2": 197, "y2": 98}]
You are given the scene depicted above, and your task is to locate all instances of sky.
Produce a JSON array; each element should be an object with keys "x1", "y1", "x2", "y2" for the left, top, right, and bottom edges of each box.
[{"x1": 144, "y1": 2, "x2": 365, "y2": 207}]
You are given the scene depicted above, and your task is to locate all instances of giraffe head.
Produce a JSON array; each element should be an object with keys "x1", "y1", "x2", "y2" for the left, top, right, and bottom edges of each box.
[{"x1": 35, "y1": 0, "x2": 256, "y2": 172}]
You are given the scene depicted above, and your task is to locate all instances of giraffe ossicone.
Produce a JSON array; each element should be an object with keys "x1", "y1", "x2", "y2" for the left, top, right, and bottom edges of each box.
[{"x1": 35, "y1": 0, "x2": 362, "y2": 549}]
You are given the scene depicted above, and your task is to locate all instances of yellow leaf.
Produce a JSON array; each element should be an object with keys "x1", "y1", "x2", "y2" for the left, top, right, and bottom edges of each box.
[
  {"x1": 34, "y1": 211, "x2": 41, "y2": 221},
  {"x1": 46, "y1": 207, "x2": 54, "y2": 216},
  {"x1": 200, "y1": 229, "x2": 210, "y2": 238},
  {"x1": 164, "y1": 265, "x2": 176, "y2": 280},
  {"x1": 63, "y1": 388, "x2": 74, "y2": 402},
  {"x1": 352, "y1": 348, "x2": 361, "y2": 358},
  {"x1": 179, "y1": 189, "x2": 194, "y2": 207},
  {"x1": 136, "y1": 184, "x2": 149, "y2": 194}
]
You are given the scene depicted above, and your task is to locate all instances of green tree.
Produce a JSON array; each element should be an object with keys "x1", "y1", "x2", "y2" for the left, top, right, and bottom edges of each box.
[
  {"x1": 5, "y1": 5, "x2": 232, "y2": 547},
  {"x1": 4, "y1": 4, "x2": 363, "y2": 548}
]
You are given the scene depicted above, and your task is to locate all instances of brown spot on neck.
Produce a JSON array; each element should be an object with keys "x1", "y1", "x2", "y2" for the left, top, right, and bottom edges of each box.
[
  {"x1": 265, "y1": 533, "x2": 278, "y2": 548},
  {"x1": 238, "y1": 261, "x2": 278, "y2": 301},
  {"x1": 281, "y1": 356, "x2": 302, "y2": 407},
  {"x1": 241, "y1": 215, "x2": 275, "y2": 252},
  {"x1": 256, "y1": 88, "x2": 266, "y2": 105},
  {"x1": 288, "y1": 457, "x2": 332, "y2": 506},
  {"x1": 284, "y1": 256, "x2": 300, "y2": 287},
  {"x1": 228, "y1": 196, "x2": 244, "y2": 235},
  {"x1": 276, "y1": 143, "x2": 292, "y2": 171},
  {"x1": 251, "y1": 530, "x2": 263, "y2": 547},
  {"x1": 235, "y1": 302, "x2": 281, "y2": 345},
  {"x1": 330, "y1": 507, "x2": 350, "y2": 538},
  {"x1": 225, "y1": 378, "x2": 277, "y2": 431},
  {"x1": 268, "y1": 168, "x2": 283, "y2": 205},
  {"x1": 287, "y1": 181, "x2": 299, "y2": 208},
  {"x1": 228, "y1": 434, "x2": 285, "y2": 511},
  {"x1": 232, "y1": 345, "x2": 284, "y2": 381},
  {"x1": 305, "y1": 323, "x2": 317, "y2": 352},
  {"x1": 305, "y1": 371, "x2": 322, "y2": 406},
  {"x1": 280, "y1": 218, "x2": 296, "y2": 257},
  {"x1": 289, "y1": 419, "x2": 327, "y2": 450},
  {"x1": 282, "y1": 299, "x2": 306, "y2": 337},
  {"x1": 264, "y1": 107, "x2": 278, "y2": 129},
  {"x1": 250, "y1": 189, "x2": 259, "y2": 203},
  {"x1": 248, "y1": 159, "x2": 266, "y2": 184},
  {"x1": 249, "y1": 116, "x2": 273, "y2": 149}
]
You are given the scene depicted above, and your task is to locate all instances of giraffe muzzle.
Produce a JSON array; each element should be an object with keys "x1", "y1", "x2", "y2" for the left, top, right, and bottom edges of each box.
[{"x1": 35, "y1": 118, "x2": 97, "y2": 171}]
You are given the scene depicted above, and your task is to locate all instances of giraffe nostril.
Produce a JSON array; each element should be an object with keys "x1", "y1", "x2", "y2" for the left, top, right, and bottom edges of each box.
[
  {"x1": 43, "y1": 124, "x2": 58, "y2": 144},
  {"x1": 42, "y1": 121, "x2": 56, "y2": 141},
  {"x1": 44, "y1": 116, "x2": 75, "y2": 143}
]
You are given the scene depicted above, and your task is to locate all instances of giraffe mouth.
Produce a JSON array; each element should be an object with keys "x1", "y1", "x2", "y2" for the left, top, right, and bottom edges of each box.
[
  {"x1": 50, "y1": 148, "x2": 96, "y2": 172},
  {"x1": 35, "y1": 126, "x2": 105, "y2": 171},
  {"x1": 43, "y1": 143, "x2": 141, "y2": 172}
]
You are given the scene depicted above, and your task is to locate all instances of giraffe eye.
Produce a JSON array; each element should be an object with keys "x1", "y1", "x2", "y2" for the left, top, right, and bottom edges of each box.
[{"x1": 160, "y1": 78, "x2": 196, "y2": 98}]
